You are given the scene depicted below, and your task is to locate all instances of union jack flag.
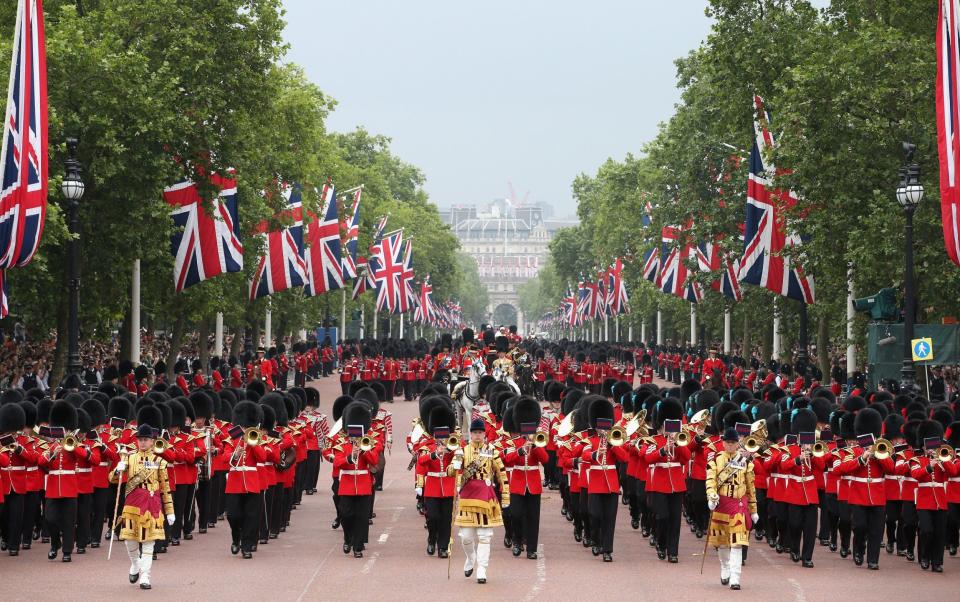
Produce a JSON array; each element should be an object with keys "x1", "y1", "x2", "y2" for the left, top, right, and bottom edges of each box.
[
  {"x1": 372, "y1": 230, "x2": 404, "y2": 313},
  {"x1": 938, "y1": 1, "x2": 960, "y2": 267},
  {"x1": 576, "y1": 279, "x2": 592, "y2": 325},
  {"x1": 165, "y1": 171, "x2": 242, "y2": 293},
  {"x1": 351, "y1": 256, "x2": 368, "y2": 300},
  {"x1": 0, "y1": 270, "x2": 8, "y2": 318},
  {"x1": 660, "y1": 225, "x2": 702, "y2": 302},
  {"x1": 563, "y1": 286, "x2": 578, "y2": 327},
  {"x1": 414, "y1": 275, "x2": 434, "y2": 325},
  {"x1": 0, "y1": 0, "x2": 48, "y2": 270},
  {"x1": 249, "y1": 184, "x2": 308, "y2": 300},
  {"x1": 642, "y1": 247, "x2": 660, "y2": 284},
  {"x1": 341, "y1": 187, "x2": 362, "y2": 279},
  {"x1": 304, "y1": 182, "x2": 343, "y2": 296},
  {"x1": 739, "y1": 95, "x2": 815, "y2": 304},
  {"x1": 695, "y1": 239, "x2": 743, "y2": 301},
  {"x1": 606, "y1": 257, "x2": 630, "y2": 314},
  {"x1": 399, "y1": 239, "x2": 416, "y2": 313}
]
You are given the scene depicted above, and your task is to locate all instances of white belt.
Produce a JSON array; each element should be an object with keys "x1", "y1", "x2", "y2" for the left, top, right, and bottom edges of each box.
[
  {"x1": 75, "y1": 468, "x2": 93, "y2": 473},
  {"x1": 589, "y1": 464, "x2": 617, "y2": 471},
  {"x1": 340, "y1": 469, "x2": 369, "y2": 476},
  {"x1": 918, "y1": 482, "x2": 946, "y2": 489},
  {"x1": 788, "y1": 475, "x2": 815, "y2": 483},
  {"x1": 25, "y1": 466, "x2": 37, "y2": 472},
  {"x1": 256, "y1": 463, "x2": 268, "y2": 467},
  {"x1": 948, "y1": 477, "x2": 960, "y2": 483},
  {"x1": 4, "y1": 466, "x2": 25, "y2": 471},
  {"x1": 848, "y1": 477, "x2": 884, "y2": 484},
  {"x1": 426, "y1": 471, "x2": 449, "y2": 478},
  {"x1": 48, "y1": 470, "x2": 75, "y2": 475},
  {"x1": 98, "y1": 462, "x2": 110, "y2": 467},
  {"x1": 230, "y1": 466, "x2": 257, "y2": 472},
  {"x1": 513, "y1": 466, "x2": 541, "y2": 472},
  {"x1": 651, "y1": 462, "x2": 681, "y2": 469}
]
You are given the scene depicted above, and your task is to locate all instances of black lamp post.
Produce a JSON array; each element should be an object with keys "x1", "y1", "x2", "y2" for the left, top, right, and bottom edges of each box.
[
  {"x1": 896, "y1": 143, "x2": 923, "y2": 390},
  {"x1": 62, "y1": 138, "x2": 85, "y2": 375}
]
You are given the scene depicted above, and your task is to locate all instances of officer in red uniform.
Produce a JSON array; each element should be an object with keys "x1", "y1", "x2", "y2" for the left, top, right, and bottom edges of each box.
[
  {"x1": 779, "y1": 408, "x2": 826, "y2": 567},
  {"x1": 229, "y1": 356, "x2": 243, "y2": 388},
  {"x1": 417, "y1": 405, "x2": 458, "y2": 558},
  {"x1": 224, "y1": 401, "x2": 268, "y2": 559},
  {"x1": 339, "y1": 350, "x2": 356, "y2": 395},
  {"x1": 0, "y1": 403, "x2": 32, "y2": 556},
  {"x1": 910, "y1": 421, "x2": 959, "y2": 572},
  {"x1": 333, "y1": 402, "x2": 381, "y2": 558},
  {"x1": 643, "y1": 398, "x2": 691, "y2": 563},
  {"x1": 402, "y1": 352, "x2": 418, "y2": 401},
  {"x1": 382, "y1": 350, "x2": 399, "y2": 402},
  {"x1": 37, "y1": 401, "x2": 86, "y2": 562},
  {"x1": 503, "y1": 397, "x2": 549, "y2": 560}
]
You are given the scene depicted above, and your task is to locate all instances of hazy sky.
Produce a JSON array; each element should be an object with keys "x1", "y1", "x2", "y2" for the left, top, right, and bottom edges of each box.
[{"x1": 281, "y1": 1, "x2": 716, "y2": 216}]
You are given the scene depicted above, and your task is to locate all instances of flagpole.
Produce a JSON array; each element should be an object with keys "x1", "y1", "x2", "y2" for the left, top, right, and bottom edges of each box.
[
  {"x1": 341, "y1": 289, "x2": 347, "y2": 341},
  {"x1": 360, "y1": 303, "x2": 365, "y2": 339},
  {"x1": 131, "y1": 259, "x2": 141, "y2": 364},
  {"x1": 603, "y1": 314, "x2": 609, "y2": 342},
  {"x1": 723, "y1": 308, "x2": 732, "y2": 353},
  {"x1": 639, "y1": 319, "x2": 644, "y2": 344},
  {"x1": 656, "y1": 310, "x2": 663, "y2": 345},
  {"x1": 373, "y1": 309, "x2": 378, "y2": 340},
  {"x1": 400, "y1": 312, "x2": 405, "y2": 340},
  {"x1": 265, "y1": 301, "x2": 273, "y2": 347},
  {"x1": 215, "y1": 312, "x2": 224, "y2": 359},
  {"x1": 690, "y1": 304, "x2": 697, "y2": 347},
  {"x1": 614, "y1": 315, "x2": 619, "y2": 343},
  {"x1": 772, "y1": 298, "x2": 781, "y2": 362}
]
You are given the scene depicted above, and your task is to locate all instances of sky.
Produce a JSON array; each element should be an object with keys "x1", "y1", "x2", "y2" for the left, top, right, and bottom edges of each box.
[{"x1": 281, "y1": 1, "x2": 716, "y2": 216}]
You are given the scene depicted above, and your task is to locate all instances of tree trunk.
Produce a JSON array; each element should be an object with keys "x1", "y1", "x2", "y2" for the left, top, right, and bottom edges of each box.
[
  {"x1": 50, "y1": 294, "x2": 69, "y2": 388},
  {"x1": 230, "y1": 324, "x2": 244, "y2": 360},
  {"x1": 118, "y1": 304, "x2": 132, "y2": 363},
  {"x1": 165, "y1": 314, "x2": 185, "y2": 382},
  {"x1": 817, "y1": 314, "x2": 830, "y2": 381},
  {"x1": 198, "y1": 316, "x2": 210, "y2": 370}
]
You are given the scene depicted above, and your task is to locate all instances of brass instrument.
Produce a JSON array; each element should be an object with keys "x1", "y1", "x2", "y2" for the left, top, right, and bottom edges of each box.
[
  {"x1": 675, "y1": 430, "x2": 690, "y2": 447},
  {"x1": 812, "y1": 441, "x2": 828, "y2": 458},
  {"x1": 446, "y1": 433, "x2": 462, "y2": 451},
  {"x1": 607, "y1": 426, "x2": 626, "y2": 447},
  {"x1": 557, "y1": 410, "x2": 576, "y2": 437},
  {"x1": 936, "y1": 444, "x2": 956, "y2": 462},
  {"x1": 625, "y1": 409, "x2": 648, "y2": 437},
  {"x1": 532, "y1": 431, "x2": 548, "y2": 448},
  {"x1": 244, "y1": 427, "x2": 262, "y2": 447},
  {"x1": 689, "y1": 409, "x2": 711, "y2": 432},
  {"x1": 742, "y1": 435, "x2": 762, "y2": 454},
  {"x1": 62, "y1": 433, "x2": 79, "y2": 453},
  {"x1": 154, "y1": 438, "x2": 169, "y2": 454},
  {"x1": 750, "y1": 419, "x2": 768, "y2": 442},
  {"x1": 873, "y1": 438, "x2": 893, "y2": 460},
  {"x1": 357, "y1": 435, "x2": 374, "y2": 452}
]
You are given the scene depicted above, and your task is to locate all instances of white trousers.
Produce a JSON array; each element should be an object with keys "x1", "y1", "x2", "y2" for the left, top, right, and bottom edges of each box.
[
  {"x1": 460, "y1": 527, "x2": 493, "y2": 580},
  {"x1": 718, "y1": 546, "x2": 743, "y2": 585},
  {"x1": 125, "y1": 540, "x2": 155, "y2": 586}
]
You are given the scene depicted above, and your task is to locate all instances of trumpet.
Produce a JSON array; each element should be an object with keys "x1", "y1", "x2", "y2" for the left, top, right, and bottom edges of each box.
[
  {"x1": 446, "y1": 433, "x2": 462, "y2": 451},
  {"x1": 872, "y1": 438, "x2": 893, "y2": 460},
  {"x1": 742, "y1": 435, "x2": 762, "y2": 454},
  {"x1": 62, "y1": 433, "x2": 79, "y2": 453},
  {"x1": 936, "y1": 444, "x2": 956, "y2": 462},
  {"x1": 674, "y1": 430, "x2": 690, "y2": 447},
  {"x1": 531, "y1": 431, "x2": 549, "y2": 448},
  {"x1": 607, "y1": 426, "x2": 626, "y2": 447},
  {"x1": 357, "y1": 435, "x2": 374, "y2": 452},
  {"x1": 153, "y1": 438, "x2": 169, "y2": 454},
  {"x1": 244, "y1": 427, "x2": 262, "y2": 447},
  {"x1": 812, "y1": 441, "x2": 828, "y2": 458}
]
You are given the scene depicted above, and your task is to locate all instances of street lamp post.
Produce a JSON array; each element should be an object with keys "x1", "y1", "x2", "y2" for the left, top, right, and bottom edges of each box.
[
  {"x1": 896, "y1": 143, "x2": 923, "y2": 390},
  {"x1": 61, "y1": 138, "x2": 85, "y2": 375}
]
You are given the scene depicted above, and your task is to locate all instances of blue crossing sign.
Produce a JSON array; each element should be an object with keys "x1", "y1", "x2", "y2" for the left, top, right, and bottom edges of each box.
[{"x1": 911, "y1": 338, "x2": 933, "y2": 362}]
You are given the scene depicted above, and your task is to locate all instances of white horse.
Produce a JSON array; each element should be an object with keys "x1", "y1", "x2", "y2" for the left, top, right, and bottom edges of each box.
[{"x1": 452, "y1": 356, "x2": 485, "y2": 430}]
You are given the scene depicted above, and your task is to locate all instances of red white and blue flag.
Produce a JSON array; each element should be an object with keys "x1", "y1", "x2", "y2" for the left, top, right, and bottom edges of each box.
[
  {"x1": 695, "y1": 239, "x2": 743, "y2": 301},
  {"x1": 303, "y1": 182, "x2": 343, "y2": 296},
  {"x1": 372, "y1": 230, "x2": 404, "y2": 313},
  {"x1": 165, "y1": 171, "x2": 243, "y2": 293},
  {"x1": 660, "y1": 225, "x2": 702, "y2": 302},
  {"x1": 0, "y1": 271, "x2": 8, "y2": 318},
  {"x1": 249, "y1": 184, "x2": 308, "y2": 300},
  {"x1": 414, "y1": 275, "x2": 434, "y2": 325},
  {"x1": 341, "y1": 186, "x2": 362, "y2": 279},
  {"x1": 0, "y1": 0, "x2": 48, "y2": 272},
  {"x1": 937, "y1": 0, "x2": 960, "y2": 267},
  {"x1": 739, "y1": 95, "x2": 815, "y2": 304},
  {"x1": 563, "y1": 286, "x2": 578, "y2": 328},
  {"x1": 351, "y1": 256, "x2": 368, "y2": 300},
  {"x1": 606, "y1": 257, "x2": 630, "y2": 315},
  {"x1": 399, "y1": 239, "x2": 416, "y2": 313}
]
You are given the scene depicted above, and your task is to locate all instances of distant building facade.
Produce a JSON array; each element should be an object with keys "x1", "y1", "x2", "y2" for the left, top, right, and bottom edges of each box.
[{"x1": 439, "y1": 199, "x2": 577, "y2": 332}]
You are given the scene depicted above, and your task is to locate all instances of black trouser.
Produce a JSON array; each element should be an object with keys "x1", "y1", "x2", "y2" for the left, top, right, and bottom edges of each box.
[
  {"x1": 851, "y1": 504, "x2": 885, "y2": 564},
  {"x1": 688, "y1": 479, "x2": 708, "y2": 532},
  {"x1": 837, "y1": 500, "x2": 852, "y2": 551},
  {"x1": 339, "y1": 494, "x2": 372, "y2": 551},
  {"x1": 765, "y1": 497, "x2": 779, "y2": 543},
  {"x1": 331, "y1": 477, "x2": 341, "y2": 523},
  {"x1": 511, "y1": 492, "x2": 542, "y2": 552},
  {"x1": 322, "y1": 361, "x2": 332, "y2": 377},
  {"x1": 918, "y1": 508, "x2": 947, "y2": 566},
  {"x1": 259, "y1": 487, "x2": 275, "y2": 540},
  {"x1": 89, "y1": 486, "x2": 111, "y2": 544},
  {"x1": 651, "y1": 491, "x2": 683, "y2": 557},
  {"x1": 226, "y1": 492, "x2": 259, "y2": 552},
  {"x1": 818, "y1": 494, "x2": 830, "y2": 541},
  {"x1": 212, "y1": 472, "x2": 227, "y2": 521},
  {"x1": 22, "y1": 490, "x2": 40, "y2": 547},
  {"x1": 341, "y1": 381, "x2": 350, "y2": 395},
  {"x1": 885, "y1": 499, "x2": 903, "y2": 551},
  {"x1": 295, "y1": 462, "x2": 306, "y2": 504},
  {"x1": 825, "y1": 493, "x2": 839, "y2": 546},
  {"x1": 787, "y1": 503, "x2": 818, "y2": 562},
  {"x1": 588, "y1": 492, "x2": 618, "y2": 554},
  {"x1": 625, "y1": 475, "x2": 639, "y2": 520},
  {"x1": 270, "y1": 484, "x2": 284, "y2": 536},
  {"x1": 900, "y1": 500, "x2": 917, "y2": 554},
  {"x1": 194, "y1": 479, "x2": 211, "y2": 532},
  {"x1": 424, "y1": 496, "x2": 454, "y2": 551},
  {"x1": 753, "y1": 489, "x2": 766, "y2": 535},
  {"x1": 545, "y1": 451, "x2": 558, "y2": 486},
  {"x1": 947, "y1": 503, "x2": 960, "y2": 549},
  {"x1": 281, "y1": 486, "x2": 293, "y2": 530},
  {"x1": 2, "y1": 491, "x2": 24, "y2": 552},
  {"x1": 44, "y1": 497, "x2": 77, "y2": 554},
  {"x1": 568, "y1": 486, "x2": 582, "y2": 535},
  {"x1": 306, "y1": 450, "x2": 321, "y2": 491},
  {"x1": 403, "y1": 379, "x2": 415, "y2": 401},
  {"x1": 75, "y1": 492, "x2": 92, "y2": 548},
  {"x1": 172, "y1": 484, "x2": 193, "y2": 539},
  {"x1": 295, "y1": 371, "x2": 306, "y2": 387},
  {"x1": 579, "y1": 489, "x2": 590, "y2": 541},
  {"x1": 374, "y1": 458, "x2": 385, "y2": 491}
]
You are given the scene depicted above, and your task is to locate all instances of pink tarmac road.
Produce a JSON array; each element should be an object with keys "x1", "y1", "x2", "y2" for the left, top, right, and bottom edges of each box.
[{"x1": 0, "y1": 374, "x2": 956, "y2": 600}]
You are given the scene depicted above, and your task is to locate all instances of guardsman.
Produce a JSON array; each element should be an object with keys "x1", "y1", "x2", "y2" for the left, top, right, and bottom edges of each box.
[
  {"x1": 0, "y1": 403, "x2": 28, "y2": 556},
  {"x1": 223, "y1": 401, "x2": 267, "y2": 559},
  {"x1": 706, "y1": 427, "x2": 758, "y2": 591},
  {"x1": 910, "y1": 420, "x2": 958, "y2": 573},
  {"x1": 333, "y1": 401, "x2": 381, "y2": 558},
  {"x1": 503, "y1": 396, "x2": 548, "y2": 560},
  {"x1": 643, "y1": 398, "x2": 690, "y2": 563},
  {"x1": 450, "y1": 418, "x2": 510, "y2": 584},
  {"x1": 37, "y1": 401, "x2": 86, "y2": 562},
  {"x1": 417, "y1": 404, "x2": 458, "y2": 558},
  {"x1": 779, "y1": 408, "x2": 826, "y2": 568}
]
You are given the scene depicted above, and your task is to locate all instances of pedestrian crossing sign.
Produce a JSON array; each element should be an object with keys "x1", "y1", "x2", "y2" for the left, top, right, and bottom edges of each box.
[{"x1": 911, "y1": 338, "x2": 933, "y2": 362}]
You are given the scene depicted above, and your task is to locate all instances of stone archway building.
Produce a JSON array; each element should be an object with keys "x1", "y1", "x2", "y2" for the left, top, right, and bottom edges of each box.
[{"x1": 440, "y1": 200, "x2": 576, "y2": 334}]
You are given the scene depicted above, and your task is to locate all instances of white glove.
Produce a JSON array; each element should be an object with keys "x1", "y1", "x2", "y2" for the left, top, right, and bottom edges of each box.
[
  {"x1": 751, "y1": 513, "x2": 760, "y2": 524},
  {"x1": 114, "y1": 461, "x2": 127, "y2": 473},
  {"x1": 502, "y1": 504, "x2": 509, "y2": 510},
  {"x1": 166, "y1": 515, "x2": 176, "y2": 526},
  {"x1": 415, "y1": 487, "x2": 423, "y2": 496},
  {"x1": 708, "y1": 499, "x2": 718, "y2": 511},
  {"x1": 452, "y1": 460, "x2": 462, "y2": 470}
]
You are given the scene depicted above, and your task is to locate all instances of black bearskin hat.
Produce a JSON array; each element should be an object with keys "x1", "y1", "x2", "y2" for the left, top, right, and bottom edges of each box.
[
  {"x1": 81, "y1": 399, "x2": 106, "y2": 427},
  {"x1": 0, "y1": 403, "x2": 26, "y2": 432},
  {"x1": 419, "y1": 395, "x2": 451, "y2": 428},
  {"x1": 343, "y1": 401, "x2": 372, "y2": 433},
  {"x1": 347, "y1": 381, "x2": 370, "y2": 398},
  {"x1": 428, "y1": 404, "x2": 456, "y2": 435},
  {"x1": 918, "y1": 420, "x2": 945, "y2": 446},
  {"x1": 134, "y1": 365, "x2": 149, "y2": 382},
  {"x1": 462, "y1": 328, "x2": 475, "y2": 344},
  {"x1": 259, "y1": 403, "x2": 276, "y2": 433},
  {"x1": 790, "y1": 408, "x2": 818, "y2": 436},
  {"x1": 711, "y1": 401, "x2": 736, "y2": 434},
  {"x1": 562, "y1": 388, "x2": 584, "y2": 416},
  {"x1": 76, "y1": 408, "x2": 91, "y2": 434},
  {"x1": 883, "y1": 414, "x2": 905, "y2": 440},
  {"x1": 854, "y1": 407, "x2": 883, "y2": 438},
  {"x1": 19, "y1": 401, "x2": 37, "y2": 428},
  {"x1": 190, "y1": 391, "x2": 213, "y2": 420},
  {"x1": 0, "y1": 389, "x2": 24, "y2": 405},
  {"x1": 945, "y1": 421, "x2": 960, "y2": 448},
  {"x1": 167, "y1": 399, "x2": 186, "y2": 429},
  {"x1": 232, "y1": 400, "x2": 263, "y2": 429},
  {"x1": 723, "y1": 410, "x2": 750, "y2": 431},
  {"x1": 49, "y1": 400, "x2": 78, "y2": 430},
  {"x1": 611, "y1": 381, "x2": 632, "y2": 406},
  {"x1": 545, "y1": 380, "x2": 563, "y2": 403},
  {"x1": 839, "y1": 412, "x2": 857, "y2": 440},
  {"x1": 680, "y1": 379, "x2": 702, "y2": 402},
  {"x1": 495, "y1": 336, "x2": 509, "y2": 353},
  {"x1": 136, "y1": 406, "x2": 163, "y2": 432},
  {"x1": 514, "y1": 396, "x2": 542, "y2": 431},
  {"x1": 261, "y1": 393, "x2": 287, "y2": 427},
  {"x1": 655, "y1": 398, "x2": 683, "y2": 431},
  {"x1": 501, "y1": 397, "x2": 519, "y2": 433},
  {"x1": 810, "y1": 397, "x2": 833, "y2": 425},
  {"x1": 369, "y1": 381, "x2": 387, "y2": 404},
  {"x1": 246, "y1": 379, "x2": 266, "y2": 400},
  {"x1": 332, "y1": 395, "x2": 354, "y2": 422},
  {"x1": 354, "y1": 387, "x2": 380, "y2": 417}
]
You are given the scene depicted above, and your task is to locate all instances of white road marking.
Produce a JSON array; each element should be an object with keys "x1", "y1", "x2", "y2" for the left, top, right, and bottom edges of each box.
[
  {"x1": 378, "y1": 533, "x2": 389, "y2": 544},
  {"x1": 295, "y1": 544, "x2": 336, "y2": 602},
  {"x1": 521, "y1": 544, "x2": 547, "y2": 602},
  {"x1": 360, "y1": 551, "x2": 381, "y2": 574},
  {"x1": 787, "y1": 577, "x2": 806, "y2": 602}
]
